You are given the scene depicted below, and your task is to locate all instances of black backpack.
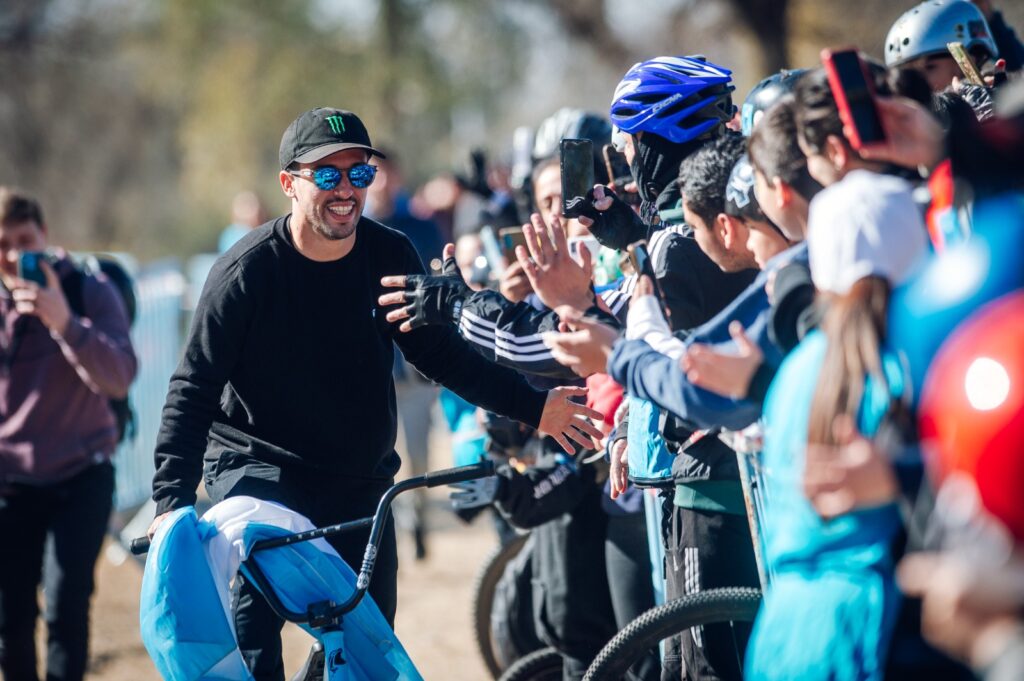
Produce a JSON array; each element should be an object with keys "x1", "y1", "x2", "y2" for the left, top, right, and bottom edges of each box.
[{"x1": 61, "y1": 255, "x2": 138, "y2": 442}]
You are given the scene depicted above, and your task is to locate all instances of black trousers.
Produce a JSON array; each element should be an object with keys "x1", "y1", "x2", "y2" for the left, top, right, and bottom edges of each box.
[
  {"x1": 530, "y1": 484, "x2": 618, "y2": 681},
  {"x1": 661, "y1": 500, "x2": 759, "y2": 681},
  {"x1": 204, "y1": 454, "x2": 398, "y2": 681},
  {"x1": 606, "y1": 511, "x2": 660, "y2": 681},
  {"x1": 0, "y1": 462, "x2": 114, "y2": 681}
]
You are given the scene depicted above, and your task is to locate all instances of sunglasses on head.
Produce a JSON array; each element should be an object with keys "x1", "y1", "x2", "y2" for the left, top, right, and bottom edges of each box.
[{"x1": 289, "y1": 163, "x2": 378, "y2": 190}]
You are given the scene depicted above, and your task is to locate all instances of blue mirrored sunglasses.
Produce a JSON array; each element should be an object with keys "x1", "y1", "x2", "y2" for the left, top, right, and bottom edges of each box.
[{"x1": 290, "y1": 163, "x2": 377, "y2": 190}]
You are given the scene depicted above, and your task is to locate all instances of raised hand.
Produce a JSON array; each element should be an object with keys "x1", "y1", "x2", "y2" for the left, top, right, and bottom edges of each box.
[
  {"x1": 542, "y1": 306, "x2": 621, "y2": 378},
  {"x1": 680, "y1": 321, "x2": 763, "y2": 399},
  {"x1": 11, "y1": 260, "x2": 71, "y2": 336},
  {"x1": 855, "y1": 96, "x2": 943, "y2": 171},
  {"x1": 577, "y1": 184, "x2": 647, "y2": 251},
  {"x1": 498, "y1": 260, "x2": 533, "y2": 302},
  {"x1": 631, "y1": 274, "x2": 654, "y2": 305},
  {"x1": 515, "y1": 213, "x2": 594, "y2": 311}
]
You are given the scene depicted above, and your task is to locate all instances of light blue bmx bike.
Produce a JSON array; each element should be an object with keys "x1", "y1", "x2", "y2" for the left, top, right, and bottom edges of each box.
[{"x1": 131, "y1": 460, "x2": 495, "y2": 681}]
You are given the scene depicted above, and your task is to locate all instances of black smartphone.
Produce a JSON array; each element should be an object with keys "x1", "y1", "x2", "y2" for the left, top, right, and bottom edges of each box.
[
  {"x1": 602, "y1": 144, "x2": 641, "y2": 207},
  {"x1": 820, "y1": 48, "x2": 886, "y2": 151},
  {"x1": 560, "y1": 138, "x2": 595, "y2": 219},
  {"x1": 498, "y1": 226, "x2": 528, "y2": 262},
  {"x1": 626, "y1": 240, "x2": 669, "y2": 318},
  {"x1": 17, "y1": 251, "x2": 48, "y2": 287}
]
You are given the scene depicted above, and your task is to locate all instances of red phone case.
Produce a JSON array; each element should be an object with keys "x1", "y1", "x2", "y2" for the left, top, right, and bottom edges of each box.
[{"x1": 820, "y1": 47, "x2": 886, "y2": 152}]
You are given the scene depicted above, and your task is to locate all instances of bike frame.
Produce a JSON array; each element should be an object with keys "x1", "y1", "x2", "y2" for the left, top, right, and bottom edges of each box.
[{"x1": 132, "y1": 460, "x2": 495, "y2": 681}]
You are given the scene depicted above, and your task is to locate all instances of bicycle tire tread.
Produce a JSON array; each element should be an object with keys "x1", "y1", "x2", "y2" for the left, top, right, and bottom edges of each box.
[
  {"x1": 472, "y1": 535, "x2": 530, "y2": 679},
  {"x1": 498, "y1": 646, "x2": 562, "y2": 681},
  {"x1": 583, "y1": 587, "x2": 762, "y2": 681}
]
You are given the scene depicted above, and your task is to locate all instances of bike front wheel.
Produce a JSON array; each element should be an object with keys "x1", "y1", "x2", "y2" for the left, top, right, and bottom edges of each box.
[
  {"x1": 583, "y1": 587, "x2": 762, "y2": 681},
  {"x1": 498, "y1": 646, "x2": 562, "y2": 681}
]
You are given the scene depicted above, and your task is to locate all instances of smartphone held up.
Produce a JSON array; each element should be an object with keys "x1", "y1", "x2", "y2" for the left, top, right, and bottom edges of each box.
[
  {"x1": 820, "y1": 48, "x2": 887, "y2": 151},
  {"x1": 602, "y1": 144, "x2": 640, "y2": 207},
  {"x1": 560, "y1": 138, "x2": 595, "y2": 219},
  {"x1": 947, "y1": 41, "x2": 985, "y2": 86},
  {"x1": 498, "y1": 226, "x2": 528, "y2": 264},
  {"x1": 625, "y1": 240, "x2": 670, "y2": 319},
  {"x1": 17, "y1": 251, "x2": 49, "y2": 287}
]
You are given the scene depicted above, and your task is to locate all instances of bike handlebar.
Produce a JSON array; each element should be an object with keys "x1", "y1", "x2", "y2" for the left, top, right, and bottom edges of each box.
[
  {"x1": 424, "y1": 460, "x2": 496, "y2": 488},
  {"x1": 130, "y1": 537, "x2": 151, "y2": 555},
  {"x1": 126, "y1": 460, "x2": 497, "y2": 625}
]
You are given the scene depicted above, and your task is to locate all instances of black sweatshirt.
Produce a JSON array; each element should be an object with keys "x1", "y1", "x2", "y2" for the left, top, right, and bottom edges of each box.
[{"x1": 151, "y1": 215, "x2": 547, "y2": 515}]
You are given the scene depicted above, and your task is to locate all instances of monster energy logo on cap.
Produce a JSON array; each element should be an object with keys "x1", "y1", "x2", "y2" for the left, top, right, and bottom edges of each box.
[
  {"x1": 325, "y1": 115, "x2": 346, "y2": 135},
  {"x1": 279, "y1": 107, "x2": 387, "y2": 169}
]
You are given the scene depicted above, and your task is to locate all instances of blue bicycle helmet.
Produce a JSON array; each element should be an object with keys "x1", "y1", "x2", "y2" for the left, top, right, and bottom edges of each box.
[{"x1": 610, "y1": 56, "x2": 735, "y2": 144}]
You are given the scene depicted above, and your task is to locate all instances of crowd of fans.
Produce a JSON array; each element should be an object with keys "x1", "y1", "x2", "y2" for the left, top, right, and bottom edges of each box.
[
  {"x1": 379, "y1": 1, "x2": 1024, "y2": 679},
  {"x1": 4, "y1": 0, "x2": 1024, "y2": 680}
]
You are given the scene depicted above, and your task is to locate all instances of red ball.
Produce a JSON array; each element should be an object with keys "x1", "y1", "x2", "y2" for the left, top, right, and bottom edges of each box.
[{"x1": 919, "y1": 291, "x2": 1024, "y2": 541}]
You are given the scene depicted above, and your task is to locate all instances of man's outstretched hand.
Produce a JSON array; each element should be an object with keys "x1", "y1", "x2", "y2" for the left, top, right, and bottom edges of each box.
[
  {"x1": 537, "y1": 385, "x2": 606, "y2": 455},
  {"x1": 379, "y1": 243, "x2": 470, "y2": 332}
]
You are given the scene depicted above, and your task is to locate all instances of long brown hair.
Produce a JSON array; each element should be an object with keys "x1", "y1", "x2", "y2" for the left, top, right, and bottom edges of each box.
[{"x1": 807, "y1": 277, "x2": 891, "y2": 446}]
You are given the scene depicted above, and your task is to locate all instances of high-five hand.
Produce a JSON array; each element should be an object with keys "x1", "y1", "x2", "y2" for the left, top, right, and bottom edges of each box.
[
  {"x1": 537, "y1": 385, "x2": 606, "y2": 455},
  {"x1": 515, "y1": 213, "x2": 594, "y2": 311}
]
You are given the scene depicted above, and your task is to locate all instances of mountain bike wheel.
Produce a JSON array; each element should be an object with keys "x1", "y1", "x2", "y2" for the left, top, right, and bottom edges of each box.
[
  {"x1": 498, "y1": 647, "x2": 562, "y2": 681},
  {"x1": 473, "y1": 533, "x2": 531, "y2": 678},
  {"x1": 583, "y1": 587, "x2": 762, "y2": 681}
]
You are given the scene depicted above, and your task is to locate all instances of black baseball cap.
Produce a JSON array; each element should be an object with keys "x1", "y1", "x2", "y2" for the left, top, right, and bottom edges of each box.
[{"x1": 279, "y1": 107, "x2": 386, "y2": 170}]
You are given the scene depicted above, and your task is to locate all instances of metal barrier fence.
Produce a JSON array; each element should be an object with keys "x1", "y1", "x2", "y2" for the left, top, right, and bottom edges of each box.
[{"x1": 112, "y1": 260, "x2": 187, "y2": 513}]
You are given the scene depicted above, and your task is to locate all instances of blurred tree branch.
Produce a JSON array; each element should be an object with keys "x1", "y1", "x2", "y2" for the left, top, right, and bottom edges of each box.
[
  {"x1": 544, "y1": 0, "x2": 631, "y2": 65},
  {"x1": 727, "y1": 0, "x2": 789, "y2": 74},
  {"x1": 537, "y1": 0, "x2": 789, "y2": 78}
]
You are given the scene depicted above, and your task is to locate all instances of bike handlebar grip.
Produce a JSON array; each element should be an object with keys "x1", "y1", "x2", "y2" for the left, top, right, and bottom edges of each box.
[
  {"x1": 130, "y1": 537, "x2": 151, "y2": 555},
  {"x1": 424, "y1": 460, "x2": 495, "y2": 488}
]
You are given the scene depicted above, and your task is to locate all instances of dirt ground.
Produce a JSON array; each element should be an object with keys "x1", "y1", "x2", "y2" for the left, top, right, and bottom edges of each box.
[{"x1": 80, "y1": 429, "x2": 502, "y2": 681}]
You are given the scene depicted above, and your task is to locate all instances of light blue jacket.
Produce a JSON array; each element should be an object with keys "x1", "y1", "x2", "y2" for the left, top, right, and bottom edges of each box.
[
  {"x1": 609, "y1": 243, "x2": 808, "y2": 431},
  {"x1": 745, "y1": 330, "x2": 904, "y2": 681}
]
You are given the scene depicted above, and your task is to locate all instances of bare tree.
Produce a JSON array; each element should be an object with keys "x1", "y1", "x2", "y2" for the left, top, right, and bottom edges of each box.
[
  {"x1": 535, "y1": 0, "x2": 789, "y2": 77},
  {"x1": 728, "y1": 0, "x2": 789, "y2": 74}
]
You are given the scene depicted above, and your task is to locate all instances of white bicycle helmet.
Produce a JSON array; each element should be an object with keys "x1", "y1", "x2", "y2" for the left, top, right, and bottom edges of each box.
[
  {"x1": 885, "y1": 0, "x2": 998, "y2": 67},
  {"x1": 532, "y1": 108, "x2": 611, "y2": 161}
]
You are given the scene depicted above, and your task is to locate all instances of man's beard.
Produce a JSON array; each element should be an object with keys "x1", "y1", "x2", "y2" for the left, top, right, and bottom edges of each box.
[{"x1": 308, "y1": 204, "x2": 357, "y2": 241}]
